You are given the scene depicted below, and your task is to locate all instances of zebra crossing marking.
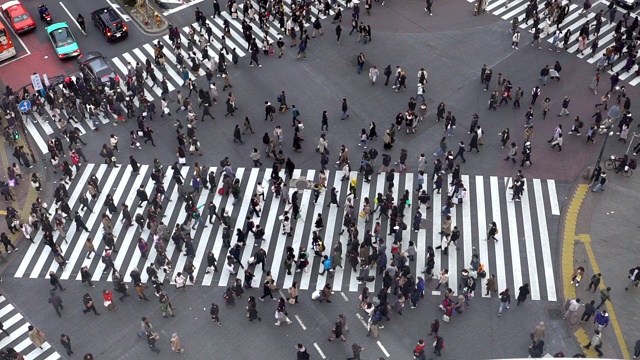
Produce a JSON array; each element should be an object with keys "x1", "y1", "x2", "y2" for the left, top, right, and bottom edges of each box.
[
  {"x1": 10, "y1": 165, "x2": 562, "y2": 300},
  {"x1": 533, "y1": 179, "x2": 557, "y2": 301},
  {"x1": 0, "y1": 297, "x2": 61, "y2": 359}
]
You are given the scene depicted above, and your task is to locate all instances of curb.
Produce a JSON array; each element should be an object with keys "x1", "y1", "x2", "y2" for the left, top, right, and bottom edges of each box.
[{"x1": 559, "y1": 181, "x2": 630, "y2": 359}]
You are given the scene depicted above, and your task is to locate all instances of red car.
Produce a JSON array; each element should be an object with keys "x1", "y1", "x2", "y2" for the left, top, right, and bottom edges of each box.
[{"x1": 1, "y1": 0, "x2": 36, "y2": 34}]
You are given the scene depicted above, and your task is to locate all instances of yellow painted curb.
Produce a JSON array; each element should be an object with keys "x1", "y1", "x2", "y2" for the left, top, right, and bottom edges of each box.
[{"x1": 562, "y1": 184, "x2": 630, "y2": 359}]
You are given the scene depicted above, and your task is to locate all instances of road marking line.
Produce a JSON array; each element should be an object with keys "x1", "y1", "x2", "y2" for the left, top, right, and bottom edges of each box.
[
  {"x1": 533, "y1": 179, "x2": 557, "y2": 301},
  {"x1": 59, "y1": 2, "x2": 83, "y2": 33},
  {"x1": 340, "y1": 292, "x2": 348, "y2": 302},
  {"x1": 547, "y1": 179, "x2": 560, "y2": 215},
  {"x1": 163, "y1": 0, "x2": 206, "y2": 15},
  {"x1": 313, "y1": 343, "x2": 326, "y2": 359},
  {"x1": 355, "y1": 313, "x2": 368, "y2": 329},
  {"x1": 104, "y1": 0, "x2": 132, "y2": 21},
  {"x1": 377, "y1": 341, "x2": 390, "y2": 357},
  {"x1": 295, "y1": 315, "x2": 306, "y2": 330}
]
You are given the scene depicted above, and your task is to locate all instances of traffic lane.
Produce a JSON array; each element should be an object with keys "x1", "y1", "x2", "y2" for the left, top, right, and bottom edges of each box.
[
  {"x1": 0, "y1": 1, "x2": 84, "y2": 88},
  {"x1": 0, "y1": 0, "x2": 153, "y2": 89}
]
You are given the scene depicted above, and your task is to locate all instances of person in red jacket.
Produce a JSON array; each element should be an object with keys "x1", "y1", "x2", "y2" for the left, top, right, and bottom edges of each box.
[
  {"x1": 102, "y1": 290, "x2": 116, "y2": 311},
  {"x1": 414, "y1": 339, "x2": 426, "y2": 356}
]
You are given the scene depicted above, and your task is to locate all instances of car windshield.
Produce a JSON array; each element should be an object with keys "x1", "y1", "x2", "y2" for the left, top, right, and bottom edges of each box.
[
  {"x1": 50, "y1": 27, "x2": 74, "y2": 48},
  {"x1": 13, "y1": 14, "x2": 29, "y2": 23},
  {"x1": 88, "y1": 58, "x2": 114, "y2": 82}
]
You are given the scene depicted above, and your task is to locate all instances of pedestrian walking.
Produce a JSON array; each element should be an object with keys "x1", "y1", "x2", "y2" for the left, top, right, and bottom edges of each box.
[
  {"x1": 563, "y1": 297, "x2": 582, "y2": 321},
  {"x1": 138, "y1": 317, "x2": 153, "y2": 337},
  {"x1": 27, "y1": 325, "x2": 45, "y2": 349},
  {"x1": 531, "y1": 322, "x2": 546, "y2": 342},
  {"x1": 341, "y1": 99, "x2": 349, "y2": 119},
  {"x1": 347, "y1": 343, "x2": 364, "y2": 360},
  {"x1": 146, "y1": 331, "x2": 161, "y2": 353},
  {"x1": 558, "y1": 96, "x2": 571, "y2": 116},
  {"x1": 49, "y1": 271, "x2": 66, "y2": 292},
  {"x1": 589, "y1": 273, "x2": 602, "y2": 292},
  {"x1": 171, "y1": 333, "x2": 184, "y2": 353},
  {"x1": 517, "y1": 283, "x2": 530, "y2": 305},
  {"x1": 595, "y1": 287, "x2": 611, "y2": 310},
  {"x1": 81, "y1": 293, "x2": 100, "y2": 315},
  {"x1": 60, "y1": 334, "x2": 73, "y2": 356},
  {"x1": 583, "y1": 329, "x2": 603, "y2": 357},
  {"x1": 210, "y1": 303, "x2": 222, "y2": 326},
  {"x1": 48, "y1": 290, "x2": 64, "y2": 317},
  {"x1": 498, "y1": 288, "x2": 510, "y2": 316}
]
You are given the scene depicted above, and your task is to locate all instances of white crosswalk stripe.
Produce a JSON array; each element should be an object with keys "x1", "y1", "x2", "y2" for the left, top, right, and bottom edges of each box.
[
  {"x1": 0, "y1": 296, "x2": 62, "y2": 359},
  {"x1": 10, "y1": 165, "x2": 560, "y2": 301},
  {"x1": 472, "y1": 0, "x2": 640, "y2": 87}
]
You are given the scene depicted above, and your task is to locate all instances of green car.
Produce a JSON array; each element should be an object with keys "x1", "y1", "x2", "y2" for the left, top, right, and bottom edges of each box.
[{"x1": 46, "y1": 22, "x2": 80, "y2": 59}]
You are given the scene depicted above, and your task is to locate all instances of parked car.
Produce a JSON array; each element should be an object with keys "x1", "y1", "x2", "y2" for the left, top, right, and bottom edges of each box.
[
  {"x1": 90, "y1": 7, "x2": 128, "y2": 42},
  {"x1": 46, "y1": 22, "x2": 80, "y2": 59},
  {"x1": 1, "y1": 0, "x2": 36, "y2": 33}
]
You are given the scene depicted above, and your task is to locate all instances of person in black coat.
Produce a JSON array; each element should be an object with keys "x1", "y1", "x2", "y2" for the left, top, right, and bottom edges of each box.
[
  {"x1": 468, "y1": 132, "x2": 480, "y2": 153},
  {"x1": 517, "y1": 283, "x2": 530, "y2": 305}
]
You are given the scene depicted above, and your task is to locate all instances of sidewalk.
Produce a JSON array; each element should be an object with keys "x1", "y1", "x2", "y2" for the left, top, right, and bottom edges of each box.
[{"x1": 561, "y1": 158, "x2": 640, "y2": 359}]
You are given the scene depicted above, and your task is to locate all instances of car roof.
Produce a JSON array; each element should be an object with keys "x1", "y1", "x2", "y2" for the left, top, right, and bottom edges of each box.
[
  {"x1": 79, "y1": 51, "x2": 104, "y2": 63},
  {"x1": 46, "y1": 22, "x2": 69, "y2": 32},
  {"x1": 91, "y1": 7, "x2": 120, "y2": 18},
  {"x1": 0, "y1": 1, "x2": 22, "y2": 11}
]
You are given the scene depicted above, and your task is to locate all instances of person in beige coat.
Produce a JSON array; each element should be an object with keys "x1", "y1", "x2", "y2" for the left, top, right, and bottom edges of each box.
[
  {"x1": 171, "y1": 333, "x2": 184, "y2": 353},
  {"x1": 28, "y1": 325, "x2": 45, "y2": 349},
  {"x1": 531, "y1": 322, "x2": 546, "y2": 342}
]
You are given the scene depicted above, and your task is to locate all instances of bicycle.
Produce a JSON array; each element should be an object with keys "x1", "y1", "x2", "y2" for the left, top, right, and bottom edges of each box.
[{"x1": 603, "y1": 155, "x2": 635, "y2": 177}]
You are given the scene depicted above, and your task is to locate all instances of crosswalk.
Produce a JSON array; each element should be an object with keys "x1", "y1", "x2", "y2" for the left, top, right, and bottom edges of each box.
[
  {"x1": 0, "y1": 296, "x2": 61, "y2": 359},
  {"x1": 10, "y1": 164, "x2": 561, "y2": 301},
  {"x1": 476, "y1": 0, "x2": 640, "y2": 85},
  {"x1": 24, "y1": 0, "x2": 349, "y2": 155}
]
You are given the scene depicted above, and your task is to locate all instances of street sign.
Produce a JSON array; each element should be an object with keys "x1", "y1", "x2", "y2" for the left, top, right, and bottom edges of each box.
[
  {"x1": 43, "y1": 74, "x2": 50, "y2": 87},
  {"x1": 18, "y1": 100, "x2": 31, "y2": 113},
  {"x1": 30, "y1": 74, "x2": 43, "y2": 91}
]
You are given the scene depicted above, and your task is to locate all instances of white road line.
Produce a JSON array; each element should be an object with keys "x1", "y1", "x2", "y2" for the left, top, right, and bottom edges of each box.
[
  {"x1": 313, "y1": 343, "x2": 326, "y2": 359},
  {"x1": 218, "y1": 167, "x2": 251, "y2": 286},
  {"x1": 377, "y1": 341, "x2": 391, "y2": 357},
  {"x1": 163, "y1": 0, "x2": 206, "y2": 15},
  {"x1": 330, "y1": 171, "x2": 347, "y2": 291},
  {"x1": 295, "y1": 314, "x2": 306, "y2": 330},
  {"x1": 461, "y1": 175, "x2": 472, "y2": 273},
  {"x1": 432, "y1": 182, "x2": 441, "y2": 287},
  {"x1": 504, "y1": 177, "x2": 523, "y2": 295},
  {"x1": 521, "y1": 179, "x2": 541, "y2": 300},
  {"x1": 59, "y1": 2, "x2": 84, "y2": 33},
  {"x1": 447, "y1": 175, "x2": 457, "y2": 292},
  {"x1": 547, "y1": 179, "x2": 560, "y2": 215},
  {"x1": 490, "y1": 177, "x2": 506, "y2": 293},
  {"x1": 355, "y1": 313, "x2": 368, "y2": 329},
  {"x1": 533, "y1": 179, "x2": 557, "y2": 302},
  {"x1": 282, "y1": 169, "x2": 302, "y2": 290},
  {"x1": 476, "y1": 175, "x2": 490, "y2": 298},
  {"x1": 299, "y1": 170, "x2": 319, "y2": 290},
  {"x1": 104, "y1": 0, "x2": 132, "y2": 21}
]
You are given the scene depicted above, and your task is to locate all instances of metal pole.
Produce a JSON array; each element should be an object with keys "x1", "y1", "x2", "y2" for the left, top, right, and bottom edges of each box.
[{"x1": 592, "y1": 125, "x2": 612, "y2": 180}]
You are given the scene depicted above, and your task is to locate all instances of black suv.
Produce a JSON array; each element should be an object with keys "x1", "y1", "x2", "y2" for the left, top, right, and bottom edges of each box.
[{"x1": 91, "y1": 7, "x2": 128, "y2": 42}]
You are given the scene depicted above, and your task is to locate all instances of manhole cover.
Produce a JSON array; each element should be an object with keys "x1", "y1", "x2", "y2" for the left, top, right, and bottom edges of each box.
[
  {"x1": 289, "y1": 177, "x2": 313, "y2": 190},
  {"x1": 546, "y1": 307, "x2": 563, "y2": 321}
]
